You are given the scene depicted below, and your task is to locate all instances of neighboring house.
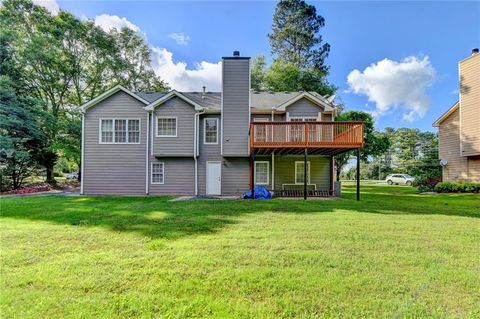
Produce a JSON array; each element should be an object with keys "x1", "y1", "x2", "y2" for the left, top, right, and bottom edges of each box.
[
  {"x1": 80, "y1": 51, "x2": 364, "y2": 197},
  {"x1": 433, "y1": 49, "x2": 480, "y2": 182}
]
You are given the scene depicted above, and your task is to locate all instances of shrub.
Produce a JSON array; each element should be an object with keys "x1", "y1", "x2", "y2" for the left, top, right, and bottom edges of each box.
[
  {"x1": 414, "y1": 176, "x2": 442, "y2": 192},
  {"x1": 434, "y1": 182, "x2": 480, "y2": 193}
]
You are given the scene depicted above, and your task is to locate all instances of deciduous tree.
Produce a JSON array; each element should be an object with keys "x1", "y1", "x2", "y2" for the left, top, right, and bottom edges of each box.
[{"x1": 334, "y1": 111, "x2": 390, "y2": 181}]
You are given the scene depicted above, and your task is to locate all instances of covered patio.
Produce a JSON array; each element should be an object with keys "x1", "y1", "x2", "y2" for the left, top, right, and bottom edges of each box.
[{"x1": 249, "y1": 121, "x2": 365, "y2": 200}]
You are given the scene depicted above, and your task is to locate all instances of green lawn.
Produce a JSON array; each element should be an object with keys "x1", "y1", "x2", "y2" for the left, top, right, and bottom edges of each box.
[{"x1": 1, "y1": 183, "x2": 479, "y2": 318}]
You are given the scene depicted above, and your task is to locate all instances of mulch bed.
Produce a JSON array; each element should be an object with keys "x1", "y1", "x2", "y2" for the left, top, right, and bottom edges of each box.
[{"x1": 1, "y1": 180, "x2": 80, "y2": 195}]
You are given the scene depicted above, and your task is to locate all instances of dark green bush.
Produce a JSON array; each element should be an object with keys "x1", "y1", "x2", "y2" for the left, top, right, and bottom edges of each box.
[
  {"x1": 414, "y1": 175, "x2": 442, "y2": 192},
  {"x1": 434, "y1": 182, "x2": 480, "y2": 193}
]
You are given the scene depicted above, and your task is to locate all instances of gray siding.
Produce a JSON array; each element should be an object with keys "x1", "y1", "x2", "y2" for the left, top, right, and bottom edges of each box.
[
  {"x1": 322, "y1": 113, "x2": 333, "y2": 121},
  {"x1": 153, "y1": 97, "x2": 195, "y2": 156},
  {"x1": 222, "y1": 58, "x2": 250, "y2": 156},
  {"x1": 83, "y1": 92, "x2": 147, "y2": 195},
  {"x1": 149, "y1": 157, "x2": 195, "y2": 195},
  {"x1": 286, "y1": 98, "x2": 324, "y2": 118},
  {"x1": 222, "y1": 158, "x2": 250, "y2": 195},
  {"x1": 198, "y1": 114, "x2": 222, "y2": 195}
]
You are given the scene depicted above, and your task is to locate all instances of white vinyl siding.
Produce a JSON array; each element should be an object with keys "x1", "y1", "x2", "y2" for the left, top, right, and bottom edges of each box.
[
  {"x1": 295, "y1": 161, "x2": 311, "y2": 184},
  {"x1": 255, "y1": 161, "x2": 269, "y2": 185},
  {"x1": 204, "y1": 118, "x2": 218, "y2": 144},
  {"x1": 100, "y1": 119, "x2": 140, "y2": 144},
  {"x1": 157, "y1": 117, "x2": 177, "y2": 137},
  {"x1": 151, "y1": 162, "x2": 164, "y2": 184}
]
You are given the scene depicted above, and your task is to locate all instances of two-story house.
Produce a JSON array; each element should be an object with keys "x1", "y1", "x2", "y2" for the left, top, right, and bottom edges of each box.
[
  {"x1": 433, "y1": 49, "x2": 480, "y2": 182},
  {"x1": 81, "y1": 51, "x2": 364, "y2": 198}
]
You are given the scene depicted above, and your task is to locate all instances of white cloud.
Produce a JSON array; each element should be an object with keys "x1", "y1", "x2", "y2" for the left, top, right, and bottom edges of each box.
[
  {"x1": 168, "y1": 33, "x2": 190, "y2": 46},
  {"x1": 347, "y1": 56, "x2": 436, "y2": 122},
  {"x1": 32, "y1": 0, "x2": 59, "y2": 15},
  {"x1": 151, "y1": 47, "x2": 221, "y2": 91},
  {"x1": 94, "y1": 14, "x2": 141, "y2": 33},
  {"x1": 89, "y1": 13, "x2": 220, "y2": 91}
]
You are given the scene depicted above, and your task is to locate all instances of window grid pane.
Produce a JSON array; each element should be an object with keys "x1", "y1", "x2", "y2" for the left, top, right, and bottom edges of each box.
[
  {"x1": 128, "y1": 119, "x2": 140, "y2": 143},
  {"x1": 205, "y1": 119, "x2": 218, "y2": 143},
  {"x1": 255, "y1": 162, "x2": 269, "y2": 185},
  {"x1": 115, "y1": 119, "x2": 127, "y2": 143},
  {"x1": 152, "y1": 163, "x2": 164, "y2": 183},
  {"x1": 101, "y1": 120, "x2": 113, "y2": 143},
  {"x1": 158, "y1": 118, "x2": 177, "y2": 136}
]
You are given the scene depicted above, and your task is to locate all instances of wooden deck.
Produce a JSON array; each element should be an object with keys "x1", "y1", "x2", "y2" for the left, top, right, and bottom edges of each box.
[{"x1": 249, "y1": 121, "x2": 364, "y2": 155}]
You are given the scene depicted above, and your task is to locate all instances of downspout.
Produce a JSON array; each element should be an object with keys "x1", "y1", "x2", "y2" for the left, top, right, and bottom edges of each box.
[
  {"x1": 145, "y1": 111, "x2": 151, "y2": 195},
  {"x1": 80, "y1": 112, "x2": 85, "y2": 195},
  {"x1": 194, "y1": 109, "x2": 206, "y2": 196}
]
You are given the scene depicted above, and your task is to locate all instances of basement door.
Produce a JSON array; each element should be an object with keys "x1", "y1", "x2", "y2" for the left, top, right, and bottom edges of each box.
[{"x1": 206, "y1": 161, "x2": 221, "y2": 195}]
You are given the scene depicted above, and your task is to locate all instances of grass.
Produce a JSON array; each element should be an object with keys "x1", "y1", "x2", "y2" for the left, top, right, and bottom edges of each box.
[{"x1": 1, "y1": 183, "x2": 479, "y2": 318}]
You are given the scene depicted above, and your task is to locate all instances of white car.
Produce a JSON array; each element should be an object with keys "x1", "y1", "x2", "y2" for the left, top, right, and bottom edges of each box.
[
  {"x1": 386, "y1": 174, "x2": 415, "y2": 186},
  {"x1": 65, "y1": 172, "x2": 78, "y2": 180}
]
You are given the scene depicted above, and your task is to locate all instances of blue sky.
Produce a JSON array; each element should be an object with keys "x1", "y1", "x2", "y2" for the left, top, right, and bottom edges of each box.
[{"x1": 41, "y1": 1, "x2": 480, "y2": 131}]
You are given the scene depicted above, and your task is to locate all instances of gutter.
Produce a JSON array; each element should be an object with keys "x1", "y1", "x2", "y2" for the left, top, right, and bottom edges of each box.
[
  {"x1": 145, "y1": 111, "x2": 152, "y2": 195},
  {"x1": 194, "y1": 109, "x2": 206, "y2": 195}
]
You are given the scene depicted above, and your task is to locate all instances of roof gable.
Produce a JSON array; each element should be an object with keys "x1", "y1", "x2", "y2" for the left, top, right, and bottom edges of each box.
[
  {"x1": 433, "y1": 102, "x2": 459, "y2": 127},
  {"x1": 275, "y1": 92, "x2": 334, "y2": 112},
  {"x1": 81, "y1": 85, "x2": 149, "y2": 112},
  {"x1": 144, "y1": 90, "x2": 204, "y2": 111}
]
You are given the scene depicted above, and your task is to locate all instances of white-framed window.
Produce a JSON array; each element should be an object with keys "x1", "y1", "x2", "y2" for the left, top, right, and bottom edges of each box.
[
  {"x1": 151, "y1": 162, "x2": 164, "y2": 184},
  {"x1": 100, "y1": 119, "x2": 140, "y2": 144},
  {"x1": 204, "y1": 118, "x2": 218, "y2": 144},
  {"x1": 100, "y1": 119, "x2": 113, "y2": 143},
  {"x1": 156, "y1": 117, "x2": 177, "y2": 137},
  {"x1": 295, "y1": 161, "x2": 311, "y2": 184},
  {"x1": 128, "y1": 119, "x2": 140, "y2": 143},
  {"x1": 254, "y1": 161, "x2": 269, "y2": 185},
  {"x1": 115, "y1": 119, "x2": 127, "y2": 143}
]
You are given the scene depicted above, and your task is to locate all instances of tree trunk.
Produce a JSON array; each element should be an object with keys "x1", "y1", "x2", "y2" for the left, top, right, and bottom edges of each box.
[
  {"x1": 336, "y1": 167, "x2": 341, "y2": 182},
  {"x1": 45, "y1": 163, "x2": 56, "y2": 185},
  {"x1": 77, "y1": 162, "x2": 81, "y2": 182},
  {"x1": 41, "y1": 150, "x2": 58, "y2": 185}
]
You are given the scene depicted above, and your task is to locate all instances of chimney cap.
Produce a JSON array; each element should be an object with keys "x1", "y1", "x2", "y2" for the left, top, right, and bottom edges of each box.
[
  {"x1": 472, "y1": 48, "x2": 479, "y2": 55},
  {"x1": 222, "y1": 50, "x2": 250, "y2": 60}
]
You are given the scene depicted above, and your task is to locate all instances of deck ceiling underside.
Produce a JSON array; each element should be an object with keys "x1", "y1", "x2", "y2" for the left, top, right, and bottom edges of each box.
[{"x1": 252, "y1": 147, "x2": 357, "y2": 156}]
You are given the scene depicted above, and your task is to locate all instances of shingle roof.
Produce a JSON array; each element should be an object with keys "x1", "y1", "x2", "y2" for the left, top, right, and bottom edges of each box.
[
  {"x1": 250, "y1": 92, "x2": 300, "y2": 110},
  {"x1": 136, "y1": 91, "x2": 221, "y2": 109},
  {"x1": 135, "y1": 91, "x2": 334, "y2": 112}
]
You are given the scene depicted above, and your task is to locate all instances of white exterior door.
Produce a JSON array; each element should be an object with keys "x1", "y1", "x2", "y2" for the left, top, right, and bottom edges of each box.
[{"x1": 206, "y1": 162, "x2": 221, "y2": 195}]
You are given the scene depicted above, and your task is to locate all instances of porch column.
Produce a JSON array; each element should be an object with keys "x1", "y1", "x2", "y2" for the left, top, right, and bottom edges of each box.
[
  {"x1": 304, "y1": 148, "x2": 308, "y2": 200},
  {"x1": 250, "y1": 150, "x2": 255, "y2": 200},
  {"x1": 356, "y1": 148, "x2": 360, "y2": 201}
]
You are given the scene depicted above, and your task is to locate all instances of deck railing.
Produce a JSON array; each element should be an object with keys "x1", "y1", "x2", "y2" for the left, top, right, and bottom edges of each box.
[{"x1": 249, "y1": 121, "x2": 364, "y2": 148}]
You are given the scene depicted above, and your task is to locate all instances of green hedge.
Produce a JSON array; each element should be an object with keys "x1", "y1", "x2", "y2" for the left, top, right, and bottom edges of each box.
[{"x1": 434, "y1": 182, "x2": 480, "y2": 193}]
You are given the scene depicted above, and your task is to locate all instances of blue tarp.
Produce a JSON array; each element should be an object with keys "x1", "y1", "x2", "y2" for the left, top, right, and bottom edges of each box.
[{"x1": 243, "y1": 185, "x2": 272, "y2": 200}]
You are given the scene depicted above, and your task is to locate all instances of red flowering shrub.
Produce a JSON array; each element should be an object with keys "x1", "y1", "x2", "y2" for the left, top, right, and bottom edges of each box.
[{"x1": 3, "y1": 185, "x2": 52, "y2": 195}]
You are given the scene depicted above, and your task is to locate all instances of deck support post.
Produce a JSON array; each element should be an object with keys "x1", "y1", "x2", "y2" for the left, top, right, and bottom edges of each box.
[
  {"x1": 250, "y1": 150, "x2": 255, "y2": 200},
  {"x1": 304, "y1": 148, "x2": 308, "y2": 200},
  {"x1": 330, "y1": 156, "x2": 334, "y2": 196},
  {"x1": 356, "y1": 148, "x2": 360, "y2": 201}
]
